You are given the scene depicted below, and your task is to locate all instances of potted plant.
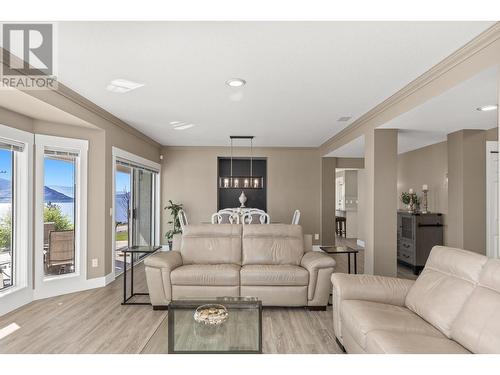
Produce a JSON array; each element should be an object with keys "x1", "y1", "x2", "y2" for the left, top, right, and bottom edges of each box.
[
  {"x1": 401, "y1": 191, "x2": 419, "y2": 213},
  {"x1": 165, "y1": 200, "x2": 183, "y2": 249}
]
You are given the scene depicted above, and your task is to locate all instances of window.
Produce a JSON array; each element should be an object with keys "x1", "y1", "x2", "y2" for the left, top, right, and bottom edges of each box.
[
  {"x1": 0, "y1": 148, "x2": 14, "y2": 291},
  {"x1": 35, "y1": 135, "x2": 87, "y2": 299},
  {"x1": 0, "y1": 125, "x2": 32, "y2": 314},
  {"x1": 43, "y1": 150, "x2": 77, "y2": 276}
]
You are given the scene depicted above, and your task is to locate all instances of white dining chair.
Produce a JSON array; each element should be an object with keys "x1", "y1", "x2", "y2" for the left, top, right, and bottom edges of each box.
[
  {"x1": 178, "y1": 209, "x2": 188, "y2": 232},
  {"x1": 242, "y1": 211, "x2": 270, "y2": 224},
  {"x1": 292, "y1": 209, "x2": 301, "y2": 225},
  {"x1": 211, "y1": 209, "x2": 239, "y2": 224}
]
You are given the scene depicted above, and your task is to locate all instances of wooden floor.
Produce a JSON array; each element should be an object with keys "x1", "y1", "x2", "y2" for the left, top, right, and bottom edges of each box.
[
  {"x1": 0, "y1": 263, "x2": 342, "y2": 354},
  {"x1": 0, "y1": 240, "x2": 416, "y2": 354}
]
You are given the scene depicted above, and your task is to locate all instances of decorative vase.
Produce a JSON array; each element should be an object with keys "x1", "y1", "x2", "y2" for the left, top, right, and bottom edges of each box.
[{"x1": 239, "y1": 191, "x2": 247, "y2": 208}]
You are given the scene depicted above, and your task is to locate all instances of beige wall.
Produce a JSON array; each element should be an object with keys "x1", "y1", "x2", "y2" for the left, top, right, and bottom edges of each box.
[
  {"x1": 397, "y1": 141, "x2": 449, "y2": 242},
  {"x1": 0, "y1": 103, "x2": 161, "y2": 279},
  {"x1": 397, "y1": 127, "x2": 498, "y2": 254},
  {"x1": 447, "y1": 127, "x2": 498, "y2": 254},
  {"x1": 162, "y1": 146, "x2": 321, "y2": 244}
]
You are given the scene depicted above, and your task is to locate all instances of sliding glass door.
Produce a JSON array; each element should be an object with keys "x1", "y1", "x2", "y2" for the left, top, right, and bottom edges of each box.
[{"x1": 114, "y1": 155, "x2": 159, "y2": 275}]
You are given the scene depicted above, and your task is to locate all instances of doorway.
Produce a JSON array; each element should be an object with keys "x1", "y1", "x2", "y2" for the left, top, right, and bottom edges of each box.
[{"x1": 112, "y1": 148, "x2": 160, "y2": 277}]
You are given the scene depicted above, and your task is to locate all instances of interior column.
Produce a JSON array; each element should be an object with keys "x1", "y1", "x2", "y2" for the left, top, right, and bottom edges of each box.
[
  {"x1": 364, "y1": 129, "x2": 398, "y2": 276},
  {"x1": 321, "y1": 157, "x2": 336, "y2": 246},
  {"x1": 447, "y1": 129, "x2": 490, "y2": 253}
]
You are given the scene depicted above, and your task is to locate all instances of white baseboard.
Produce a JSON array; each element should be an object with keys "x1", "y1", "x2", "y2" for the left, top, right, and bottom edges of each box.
[
  {"x1": 104, "y1": 272, "x2": 115, "y2": 285},
  {"x1": 0, "y1": 287, "x2": 34, "y2": 317},
  {"x1": 1, "y1": 271, "x2": 115, "y2": 317},
  {"x1": 356, "y1": 239, "x2": 365, "y2": 248},
  {"x1": 33, "y1": 273, "x2": 113, "y2": 301}
]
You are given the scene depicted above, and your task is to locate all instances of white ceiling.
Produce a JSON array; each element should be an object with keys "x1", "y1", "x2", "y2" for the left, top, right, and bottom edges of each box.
[
  {"x1": 55, "y1": 21, "x2": 495, "y2": 147},
  {"x1": 326, "y1": 66, "x2": 498, "y2": 157}
]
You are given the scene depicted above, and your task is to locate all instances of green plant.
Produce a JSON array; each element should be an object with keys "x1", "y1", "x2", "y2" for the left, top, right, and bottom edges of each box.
[
  {"x1": 0, "y1": 212, "x2": 12, "y2": 250},
  {"x1": 401, "y1": 192, "x2": 419, "y2": 206},
  {"x1": 165, "y1": 200, "x2": 183, "y2": 241},
  {"x1": 44, "y1": 203, "x2": 73, "y2": 231}
]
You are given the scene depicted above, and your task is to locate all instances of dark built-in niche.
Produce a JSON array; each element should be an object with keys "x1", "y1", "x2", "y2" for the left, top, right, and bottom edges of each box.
[{"x1": 217, "y1": 157, "x2": 267, "y2": 211}]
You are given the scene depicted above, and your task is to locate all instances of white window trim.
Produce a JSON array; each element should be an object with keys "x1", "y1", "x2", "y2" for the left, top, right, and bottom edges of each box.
[
  {"x1": 111, "y1": 147, "x2": 161, "y2": 281},
  {"x1": 34, "y1": 134, "x2": 89, "y2": 299},
  {"x1": 0, "y1": 124, "x2": 33, "y2": 316}
]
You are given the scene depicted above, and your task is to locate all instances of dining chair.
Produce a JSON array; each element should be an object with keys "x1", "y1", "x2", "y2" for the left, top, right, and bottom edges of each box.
[
  {"x1": 211, "y1": 209, "x2": 239, "y2": 224},
  {"x1": 242, "y1": 211, "x2": 270, "y2": 224},
  {"x1": 291, "y1": 209, "x2": 301, "y2": 225},
  {"x1": 47, "y1": 230, "x2": 75, "y2": 274},
  {"x1": 178, "y1": 209, "x2": 188, "y2": 232}
]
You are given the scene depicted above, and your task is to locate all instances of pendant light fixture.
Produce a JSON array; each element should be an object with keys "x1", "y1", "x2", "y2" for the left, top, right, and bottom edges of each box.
[{"x1": 219, "y1": 136, "x2": 263, "y2": 189}]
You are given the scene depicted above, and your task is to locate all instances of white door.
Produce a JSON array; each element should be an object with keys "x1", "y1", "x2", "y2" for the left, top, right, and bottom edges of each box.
[{"x1": 486, "y1": 141, "x2": 499, "y2": 258}]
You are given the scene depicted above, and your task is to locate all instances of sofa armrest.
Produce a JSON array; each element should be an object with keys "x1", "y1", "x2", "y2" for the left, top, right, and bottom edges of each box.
[
  {"x1": 301, "y1": 251, "x2": 336, "y2": 271},
  {"x1": 144, "y1": 250, "x2": 183, "y2": 270},
  {"x1": 144, "y1": 251, "x2": 183, "y2": 307},
  {"x1": 331, "y1": 273, "x2": 415, "y2": 306},
  {"x1": 331, "y1": 273, "x2": 415, "y2": 344},
  {"x1": 301, "y1": 251, "x2": 336, "y2": 303}
]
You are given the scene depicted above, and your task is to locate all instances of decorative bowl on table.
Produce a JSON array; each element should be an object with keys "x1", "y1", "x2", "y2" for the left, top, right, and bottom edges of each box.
[{"x1": 193, "y1": 304, "x2": 228, "y2": 326}]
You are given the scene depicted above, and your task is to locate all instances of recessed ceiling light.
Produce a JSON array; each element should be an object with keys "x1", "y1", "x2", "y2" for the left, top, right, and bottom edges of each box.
[
  {"x1": 170, "y1": 121, "x2": 182, "y2": 125},
  {"x1": 106, "y1": 78, "x2": 144, "y2": 93},
  {"x1": 476, "y1": 104, "x2": 498, "y2": 112},
  {"x1": 173, "y1": 124, "x2": 195, "y2": 131},
  {"x1": 226, "y1": 78, "x2": 246, "y2": 87}
]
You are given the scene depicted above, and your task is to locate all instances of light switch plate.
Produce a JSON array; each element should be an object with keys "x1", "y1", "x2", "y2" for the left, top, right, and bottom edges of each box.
[
  {"x1": 92, "y1": 258, "x2": 98, "y2": 268},
  {"x1": 314, "y1": 233, "x2": 319, "y2": 240}
]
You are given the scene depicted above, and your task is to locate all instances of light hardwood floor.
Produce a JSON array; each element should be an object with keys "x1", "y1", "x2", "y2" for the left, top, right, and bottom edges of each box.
[
  {"x1": 0, "y1": 241, "x2": 416, "y2": 354},
  {"x1": 0, "y1": 263, "x2": 342, "y2": 354}
]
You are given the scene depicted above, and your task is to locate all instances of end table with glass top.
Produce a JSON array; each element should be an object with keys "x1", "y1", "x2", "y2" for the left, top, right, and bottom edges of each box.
[
  {"x1": 168, "y1": 297, "x2": 262, "y2": 354},
  {"x1": 121, "y1": 245, "x2": 161, "y2": 305},
  {"x1": 319, "y1": 246, "x2": 359, "y2": 274}
]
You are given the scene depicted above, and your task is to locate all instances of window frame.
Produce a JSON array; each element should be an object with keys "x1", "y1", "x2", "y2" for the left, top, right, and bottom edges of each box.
[
  {"x1": 34, "y1": 134, "x2": 88, "y2": 299},
  {"x1": 0, "y1": 124, "x2": 33, "y2": 316}
]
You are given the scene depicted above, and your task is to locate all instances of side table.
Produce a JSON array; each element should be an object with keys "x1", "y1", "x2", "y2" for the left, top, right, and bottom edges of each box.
[{"x1": 121, "y1": 245, "x2": 161, "y2": 305}]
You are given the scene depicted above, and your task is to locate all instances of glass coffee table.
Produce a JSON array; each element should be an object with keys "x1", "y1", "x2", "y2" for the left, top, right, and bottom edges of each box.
[{"x1": 167, "y1": 297, "x2": 262, "y2": 354}]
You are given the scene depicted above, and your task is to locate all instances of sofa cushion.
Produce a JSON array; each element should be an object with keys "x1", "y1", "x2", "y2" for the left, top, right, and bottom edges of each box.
[
  {"x1": 366, "y1": 331, "x2": 470, "y2": 354},
  {"x1": 170, "y1": 264, "x2": 240, "y2": 286},
  {"x1": 242, "y1": 224, "x2": 304, "y2": 266},
  {"x1": 240, "y1": 265, "x2": 308, "y2": 286},
  {"x1": 405, "y1": 246, "x2": 487, "y2": 337},
  {"x1": 450, "y1": 258, "x2": 500, "y2": 353},
  {"x1": 180, "y1": 224, "x2": 242, "y2": 265},
  {"x1": 341, "y1": 300, "x2": 443, "y2": 350}
]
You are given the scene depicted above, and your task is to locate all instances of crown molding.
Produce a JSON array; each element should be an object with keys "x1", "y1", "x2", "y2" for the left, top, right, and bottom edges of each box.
[
  {"x1": 0, "y1": 47, "x2": 161, "y2": 148},
  {"x1": 319, "y1": 22, "x2": 500, "y2": 155}
]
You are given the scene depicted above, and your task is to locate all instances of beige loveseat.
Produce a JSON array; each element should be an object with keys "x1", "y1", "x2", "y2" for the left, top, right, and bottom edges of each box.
[
  {"x1": 331, "y1": 246, "x2": 500, "y2": 354},
  {"x1": 145, "y1": 224, "x2": 335, "y2": 308}
]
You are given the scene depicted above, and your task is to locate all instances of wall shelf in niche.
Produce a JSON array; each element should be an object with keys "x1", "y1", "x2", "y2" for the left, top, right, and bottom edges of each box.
[{"x1": 217, "y1": 157, "x2": 267, "y2": 211}]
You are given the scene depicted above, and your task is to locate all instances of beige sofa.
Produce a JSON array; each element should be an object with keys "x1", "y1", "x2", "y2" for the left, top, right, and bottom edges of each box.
[
  {"x1": 331, "y1": 246, "x2": 500, "y2": 354},
  {"x1": 145, "y1": 224, "x2": 335, "y2": 308}
]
